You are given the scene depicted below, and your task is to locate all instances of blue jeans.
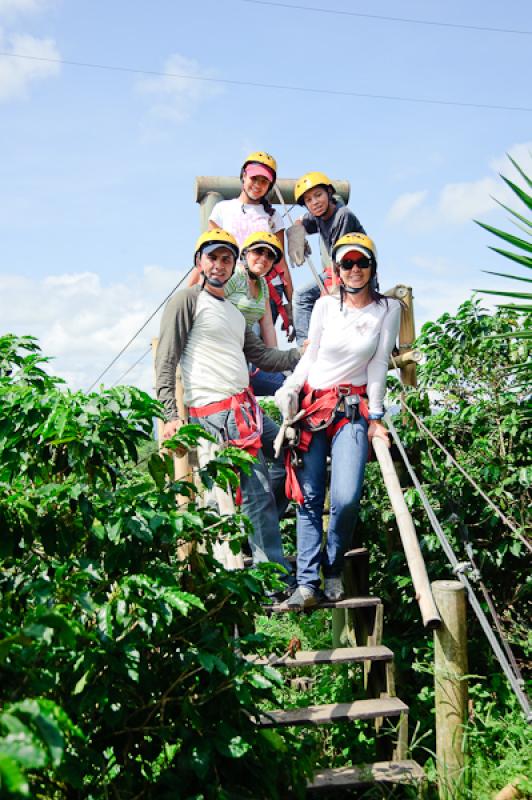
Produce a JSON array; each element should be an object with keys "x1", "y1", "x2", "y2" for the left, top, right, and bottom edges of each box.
[
  {"x1": 194, "y1": 407, "x2": 293, "y2": 583},
  {"x1": 250, "y1": 366, "x2": 286, "y2": 397},
  {"x1": 293, "y1": 275, "x2": 326, "y2": 346},
  {"x1": 295, "y1": 413, "x2": 368, "y2": 591}
]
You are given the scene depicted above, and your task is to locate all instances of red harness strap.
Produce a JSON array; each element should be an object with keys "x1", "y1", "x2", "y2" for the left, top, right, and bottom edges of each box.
[
  {"x1": 189, "y1": 387, "x2": 263, "y2": 504},
  {"x1": 265, "y1": 266, "x2": 290, "y2": 333},
  {"x1": 284, "y1": 382, "x2": 368, "y2": 505}
]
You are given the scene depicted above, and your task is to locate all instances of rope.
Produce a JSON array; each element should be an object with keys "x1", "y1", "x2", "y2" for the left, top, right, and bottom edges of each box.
[
  {"x1": 111, "y1": 346, "x2": 151, "y2": 388},
  {"x1": 385, "y1": 414, "x2": 531, "y2": 720},
  {"x1": 86, "y1": 266, "x2": 193, "y2": 392},
  {"x1": 399, "y1": 399, "x2": 531, "y2": 554}
]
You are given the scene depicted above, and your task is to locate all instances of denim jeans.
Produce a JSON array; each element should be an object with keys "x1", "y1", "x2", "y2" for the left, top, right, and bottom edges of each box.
[
  {"x1": 295, "y1": 412, "x2": 368, "y2": 591},
  {"x1": 250, "y1": 366, "x2": 286, "y2": 397},
  {"x1": 293, "y1": 275, "x2": 325, "y2": 346},
  {"x1": 193, "y1": 407, "x2": 293, "y2": 583}
]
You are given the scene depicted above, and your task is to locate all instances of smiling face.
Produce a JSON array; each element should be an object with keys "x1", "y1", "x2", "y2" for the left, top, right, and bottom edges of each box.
[
  {"x1": 302, "y1": 185, "x2": 332, "y2": 218},
  {"x1": 241, "y1": 170, "x2": 271, "y2": 202},
  {"x1": 197, "y1": 246, "x2": 236, "y2": 286},
  {"x1": 244, "y1": 245, "x2": 277, "y2": 278},
  {"x1": 336, "y1": 251, "x2": 372, "y2": 294}
]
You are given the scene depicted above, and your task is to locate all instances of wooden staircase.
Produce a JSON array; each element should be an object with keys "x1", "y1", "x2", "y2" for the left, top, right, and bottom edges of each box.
[{"x1": 252, "y1": 549, "x2": 426, "y2": 796}]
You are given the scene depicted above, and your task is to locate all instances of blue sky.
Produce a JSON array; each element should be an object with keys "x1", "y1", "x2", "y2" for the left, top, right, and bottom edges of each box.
[{"x1": 1, "y1": 0, "x2": 530, "y2": 392}]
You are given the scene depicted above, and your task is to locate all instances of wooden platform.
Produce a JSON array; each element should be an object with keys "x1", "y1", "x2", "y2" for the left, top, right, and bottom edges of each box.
[
  {"x1": 259, "y1": 696, "x2": 408, "y2": 728},
  {"x1": 248, "y1": 645, "x2": 393, "y2": 667},
  {"x1": 263, "y1": 596, "x2": 381, "y2": 614},
  {"x1": 307, "y1": 759, "x2": 426, "y2": 793}
]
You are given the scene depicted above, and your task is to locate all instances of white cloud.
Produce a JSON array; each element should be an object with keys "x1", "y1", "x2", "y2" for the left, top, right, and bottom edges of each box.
[
  {"x1": 0, "y1": 265, "x2": 185, "y2": 393},
  {"x1": 0, "y1": 28, "x2": 60, "y2": 100},
  {"x1": 137, "y1": 52, "x2": 223, "y2": 124},
  {"x1": 490, "y1": 141, "x2": 532, "y2": 178},
  {"x1": 437, "y1": 177, "x2": 499, "y2": 224},
  {"x1": 387, "y1": 190, "x2": 427, "y2": 223},
  {"x1": 386, "y1": 141, "x2": 532, "y2": 231},
  {"x1": 412, "y1": 280, "x2": 485, "y2": 329},
  {"x1": 0, "y1": 0, "x2": 49, "y2": 18}
]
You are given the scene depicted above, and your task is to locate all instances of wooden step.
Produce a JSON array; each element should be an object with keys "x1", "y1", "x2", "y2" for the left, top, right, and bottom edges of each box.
[
  {"x1": 248, "y1": 645, "x2": 393, "y2": 668},
  {"x1": 259, "y1": 696, "x2": 408, "y2": 728},
  {"x1": 307, "y1": 759, "x2": 425, "y2": 793},
  {"x1": 263, "y1": 596, "x2": 380, "y2": 615}
]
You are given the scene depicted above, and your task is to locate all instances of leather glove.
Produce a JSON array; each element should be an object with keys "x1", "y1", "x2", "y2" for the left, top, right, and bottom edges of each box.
[
  {"x1": 274, "y1": 385, "x2": 299, "y2": 421},
  {"x1": 286, "y1": 224, "x2": 308, "y2": 267}
]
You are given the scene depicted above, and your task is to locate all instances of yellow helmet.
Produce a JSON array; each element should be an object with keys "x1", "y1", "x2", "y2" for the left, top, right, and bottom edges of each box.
[
  {"x1": 241, "y1": 151, "x2": 277, "y2": 183},
  {"x1": 294, "y1": 171, "x2": 334, "y2": 205},
  {"x1": 332, "y1": 233, "x2": 377, "y2": 269},
  {"x1": 194, "y1": 228, "x2": 239, "y2": 261},
  {"x1": 241, "y1": 230, "x2": 283, "y2": 264}
]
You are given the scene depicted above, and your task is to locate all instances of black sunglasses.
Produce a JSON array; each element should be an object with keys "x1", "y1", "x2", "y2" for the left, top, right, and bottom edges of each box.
[{"x1": 337, "y1": 258, "x2": 371, "y2": 270}]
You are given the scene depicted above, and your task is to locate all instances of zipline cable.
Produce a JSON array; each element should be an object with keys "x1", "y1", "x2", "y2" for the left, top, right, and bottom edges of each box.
[
  {"x1": 86, "y1": 266, "x2": 193, "y2": 392},
  {"x1": 111, "y1": 346, "x2": 152, "y2": 388},
  {"x1": 399, "y1": 399, "x2": 531, "y2": 554},
  {"x1": 385, "y1": 413, "x2": 531, "y2": 720},
  {"x1": 0, "y1": 51, "x2": 531, "y2": 113},
  {"x1": 242, "y1": 0, "x2": 532, "y2": 37}
]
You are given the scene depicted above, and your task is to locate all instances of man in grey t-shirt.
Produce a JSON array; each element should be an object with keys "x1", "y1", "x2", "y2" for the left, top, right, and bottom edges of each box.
[{"x1": 156, "y1": 229, "x2": 299, "y2": 596}]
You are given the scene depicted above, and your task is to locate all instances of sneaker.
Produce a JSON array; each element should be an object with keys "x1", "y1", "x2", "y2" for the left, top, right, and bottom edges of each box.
[
  {"x1": 266, "y1": 588, "x2": 291, "y2": 604},
  {"x1": 323, "y1": 576, "x2": 344, "y2": 602},
  {"x1": 284, "y1": 585, "x2": 320, "y2": 611}
]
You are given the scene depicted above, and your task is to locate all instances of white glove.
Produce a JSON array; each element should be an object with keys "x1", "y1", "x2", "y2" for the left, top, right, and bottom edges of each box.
[
  {"x1": 286, "y1": 224, "x2": 308, "y2": 267},
  {"x1": 274, "y1": 385, "x2": 299, "y2": 421}
]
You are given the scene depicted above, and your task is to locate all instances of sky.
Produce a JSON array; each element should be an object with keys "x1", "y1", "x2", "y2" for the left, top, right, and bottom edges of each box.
[{"x1": 1, "y1": 0, "x2": 531, "y2": 394}]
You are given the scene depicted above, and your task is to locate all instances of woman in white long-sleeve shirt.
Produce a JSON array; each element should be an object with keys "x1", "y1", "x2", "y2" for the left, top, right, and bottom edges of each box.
[{"x1": 274, "y1": 233, "x2": 401, "y2": 610}]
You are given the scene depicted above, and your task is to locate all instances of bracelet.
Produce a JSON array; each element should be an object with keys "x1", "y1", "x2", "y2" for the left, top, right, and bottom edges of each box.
[{"x1": 368, "y1": 413, "x2": 384, "y2": 421}]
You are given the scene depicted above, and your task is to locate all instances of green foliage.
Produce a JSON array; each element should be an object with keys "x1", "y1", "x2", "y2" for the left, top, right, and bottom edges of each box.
[
  {"x1": 0, "y1": 334, "x2": 313, "y2": 798},
  {"x1": 355, "y1": 297, "x2": 530, "y2": 787},
  {"x1": 475, "y1": 153, "x2": 532, "y2": 381}
]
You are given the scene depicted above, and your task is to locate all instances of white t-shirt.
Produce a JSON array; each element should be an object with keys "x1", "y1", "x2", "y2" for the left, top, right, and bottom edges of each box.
[
  {"x1": 287, "y1": 294, "x2": 401, "y2": 416},
  {"x1": 210, "y1": 198, "x2": 285, "y2": 286},
  {"x1": 180, "y1": 291, "x2": 250, "y2": 407}
]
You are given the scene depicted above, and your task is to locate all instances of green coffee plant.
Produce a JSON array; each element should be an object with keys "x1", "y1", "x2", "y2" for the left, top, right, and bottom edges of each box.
[{"x1": 0, "y1": 334, "x2": 313, "y2": 798}]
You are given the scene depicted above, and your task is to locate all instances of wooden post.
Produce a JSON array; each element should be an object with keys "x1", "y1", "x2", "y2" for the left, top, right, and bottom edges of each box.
[
  {"x1": 395, "y1": 285, "x2": 417, "y2": 387},
  {"x1": 199, "y1": 190, "x2": 223, "y2": 232},
  {"x1": 433, "y1": 580, "x2": 468, "y2": 800},
  {"x1": 373, "y1": 437, "x2": 441, "y2": 629},
  {"x1": 152, "y1": 337, "x2": 164, "y2": 445},
  {"x1": 152, "y1": 338, "x2": 193, "y2": 560}
]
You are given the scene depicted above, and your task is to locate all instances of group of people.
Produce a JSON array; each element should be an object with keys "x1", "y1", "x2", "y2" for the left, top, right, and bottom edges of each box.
[{"x1": 155, "y1": 151, "x2": 401, "y2": 610}]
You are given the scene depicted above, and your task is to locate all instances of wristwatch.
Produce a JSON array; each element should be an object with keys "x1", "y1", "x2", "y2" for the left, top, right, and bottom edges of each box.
[{"x1": 368, "y1": 412, "x2": 384, "y2": 421}]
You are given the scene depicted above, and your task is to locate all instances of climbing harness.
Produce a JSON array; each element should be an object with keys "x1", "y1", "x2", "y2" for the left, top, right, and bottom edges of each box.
[
  {"x1": 283, "y1": 383, "x2": 368, "y2": 504},
  {"x1": 188, "y1": 387, "x2": 263, "y2": 504}
]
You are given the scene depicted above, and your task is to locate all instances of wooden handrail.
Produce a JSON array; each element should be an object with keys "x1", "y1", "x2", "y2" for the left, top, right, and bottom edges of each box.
[{"x1": 372, "y1": 437, "x2": 441, "y2": 629}]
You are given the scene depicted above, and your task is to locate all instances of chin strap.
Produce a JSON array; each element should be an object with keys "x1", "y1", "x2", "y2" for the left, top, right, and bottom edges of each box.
[
  {"x1": 201, "y1": 273, "x2": 230, "y2": 291},
  {"x1": 339, "y1": 281, "x2": 371, "y2": 310}
]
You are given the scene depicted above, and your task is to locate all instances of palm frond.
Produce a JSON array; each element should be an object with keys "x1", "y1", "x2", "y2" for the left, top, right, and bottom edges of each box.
[
  {"x1": 500, "y1": 174, "x2": 532, "y2": 211},
  {"x1": 492, "y1": 196, "x2": 532, "y2": 229},
  {"x1": 506, "y1": 153, "x2": 532, "y2": 189},
  {"x1": 488, "y1": 247, "x2": 532, "y2": 268},
  {"x1": 481, "y1": 270, "x2": 532, "y2": 283},
  {"x1": 475, "y1": 221, "x2": 532, "y2": 252}
]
